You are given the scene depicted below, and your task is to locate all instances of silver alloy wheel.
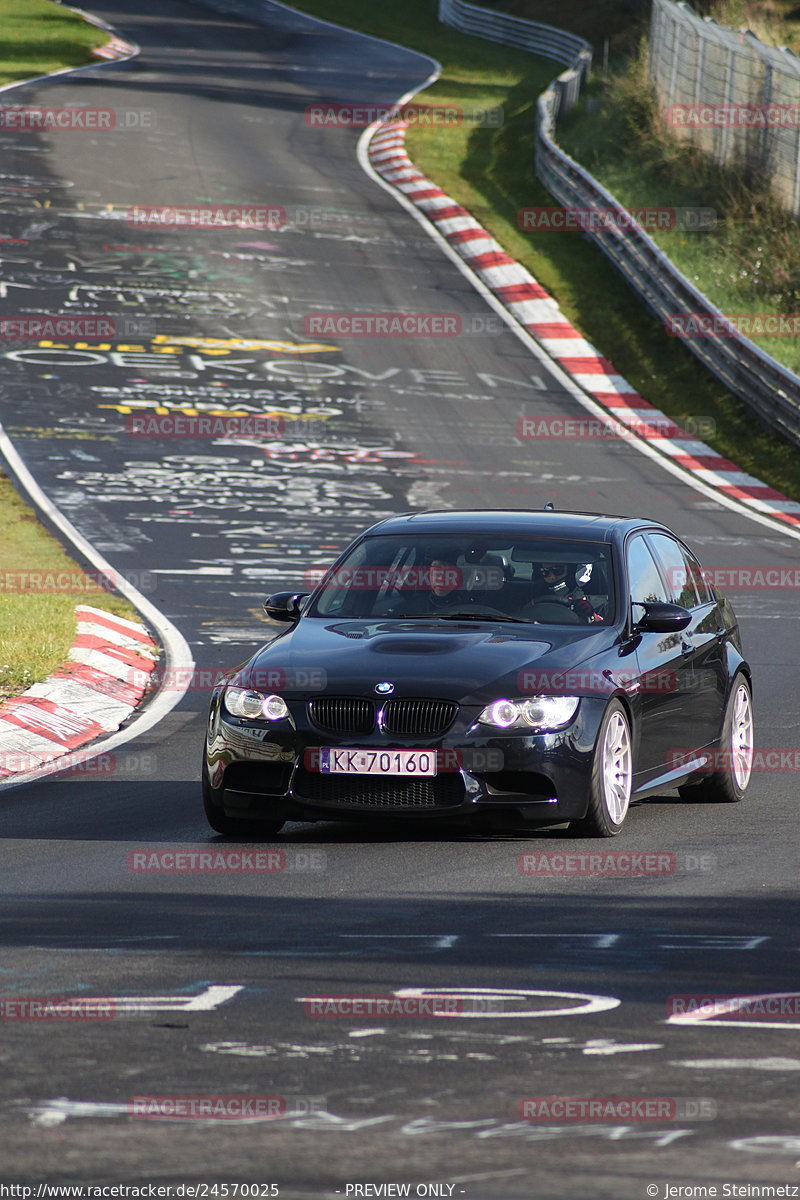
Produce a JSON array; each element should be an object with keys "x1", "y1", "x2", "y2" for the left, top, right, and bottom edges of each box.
[
  {"x1": 730, "y1": 681, "x2": 754, "y2": 791},
  {"x1": 601, "y1": 710, "x2": 633, "y2": 824}
]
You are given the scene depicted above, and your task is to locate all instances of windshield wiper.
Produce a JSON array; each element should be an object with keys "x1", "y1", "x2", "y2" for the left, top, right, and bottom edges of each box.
[{"x1": 432, "y1": 611, "x2": 531, "y2": 624}]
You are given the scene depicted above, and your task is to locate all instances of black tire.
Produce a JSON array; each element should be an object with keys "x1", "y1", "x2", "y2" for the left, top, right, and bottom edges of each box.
[
  {"x1": 202, "y1": 754, "x2": 285, "y2": 837},
  {"x1": 569, "y1": 700, "x2": 633, "y2": 838},
  {"x1": 678, "y1": 674, "x2": 753, "y2": 804}
]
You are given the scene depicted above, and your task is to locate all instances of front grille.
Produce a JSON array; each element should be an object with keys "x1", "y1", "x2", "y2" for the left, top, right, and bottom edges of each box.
[
  {"x1": 308, "y1": 697, "x2": 374, "y2": 735},
  {"x1": 381, "y1": 698, "x2": 458, "y2": 737},
  {"x1": 292, "y1": 767, "x2": 465, "y2": 810}
]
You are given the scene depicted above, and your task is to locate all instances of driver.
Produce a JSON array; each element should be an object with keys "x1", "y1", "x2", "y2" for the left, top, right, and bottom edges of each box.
[{"x1": 530, "y1": 561, "x2": 603, "y2": 623}]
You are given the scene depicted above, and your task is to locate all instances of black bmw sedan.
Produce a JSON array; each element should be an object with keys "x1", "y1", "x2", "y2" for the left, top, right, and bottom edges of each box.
[{"x1": 202, "y1": 509, "x2": 754, "y2": 837}]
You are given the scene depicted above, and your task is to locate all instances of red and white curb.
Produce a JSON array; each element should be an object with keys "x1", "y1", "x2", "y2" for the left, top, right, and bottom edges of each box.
[
  {"x1": 71, "y1": 5, "x2": 137, "y2": 63},
  {"x1": 91, "y1": 36, "x2": 135, "y2": 61},
  {"x1": 367, "y1": 119, "x2": 800, "y2": 530},
  {"x1": 0, "y1": 606, "x2": 158, "y2": 779}
]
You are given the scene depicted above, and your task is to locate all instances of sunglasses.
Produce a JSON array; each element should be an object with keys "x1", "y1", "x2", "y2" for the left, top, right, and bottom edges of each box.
[{"x1": 540, "y1": 565, "x2": 567, "y2": 577}]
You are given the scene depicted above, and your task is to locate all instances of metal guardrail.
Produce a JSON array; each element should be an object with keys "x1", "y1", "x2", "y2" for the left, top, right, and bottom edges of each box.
[
  {"x1": 535, "y1": 112, "x2": 800, "y2": 446},
  {"x1": 439, "y1": 0, "x2": 588, "y2": 66},
  {"x1": 438, "y1": 0, "x2": 591, "y2": 120},
  {"x1": 439, "y1": 0, "x2": 800, "y2": 450}
]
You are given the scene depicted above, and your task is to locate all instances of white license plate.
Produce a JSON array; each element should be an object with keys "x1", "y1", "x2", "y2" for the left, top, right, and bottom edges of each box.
[{"x1": 319, "y1": 748, "x2": 437, "y2": 776}]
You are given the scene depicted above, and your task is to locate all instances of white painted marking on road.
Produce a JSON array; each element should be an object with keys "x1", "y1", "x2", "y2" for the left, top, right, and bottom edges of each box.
[
  {"x1": 348, "y1": 1028, "x2": 387, "y2": 1038},
  {"x1": 393, "y1": 988, "x2": 621, "y2": 1019},
  {"x1": 30, "y1": 1100, "x2": 126, "y2": 1126},
  {"x1": 150, "y1": 567, "x2": 234, "y2": 575},
  {"x1": 41, "y1": 985, "x2": 244, "y2": 1015},
  {"x1": 339, "y1": 934, "x2": 459, "y2": 949},
  {"x1": 201, "y1": 1041, "x2": 276, "y2": 1057},
  {"x1": 492, "y1": 933, "x2": 621, "y2": 949},
  {"x1": 728, "y1": 1135, "x2": 800, "y2": 1155},
  {"x1": 581, "y1": 1040, "x2": 663, "y2": 1055},
  {"x1": 658, "y1": 935, "x2": 769, "y2": 950},
  {"x1": 674, "y1": 1058, "x2": 800, "y2": 1070},
  {"x1": 182, "y1": 985, "x2": 242, "y2": 1011}
]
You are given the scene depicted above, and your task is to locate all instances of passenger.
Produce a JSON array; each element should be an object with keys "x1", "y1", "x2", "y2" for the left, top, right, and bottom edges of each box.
[{"x1": 383, "y1": 550, "x2": 475, "y2": 616}]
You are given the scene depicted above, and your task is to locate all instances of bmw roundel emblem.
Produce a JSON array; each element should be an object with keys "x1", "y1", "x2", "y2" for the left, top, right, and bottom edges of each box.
[{"x1": 375, "y1": 682, "x2": 394, "y2": 695}]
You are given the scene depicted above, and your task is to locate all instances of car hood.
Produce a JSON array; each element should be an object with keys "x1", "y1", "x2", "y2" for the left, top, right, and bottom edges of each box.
[{"x1": 234, "y1": 617, "x2": 622, "y2": 704}]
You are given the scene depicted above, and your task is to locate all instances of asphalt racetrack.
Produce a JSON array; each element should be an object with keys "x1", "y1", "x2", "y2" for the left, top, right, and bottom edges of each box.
[{"x1": 1, "y1": 2, "x2": 800, "y2": 1194}]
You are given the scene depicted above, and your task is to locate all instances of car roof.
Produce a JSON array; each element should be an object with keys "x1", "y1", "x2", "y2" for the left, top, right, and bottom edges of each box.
[{"x1": 361, "y1": 509, "x2": 672, "y2": 544}]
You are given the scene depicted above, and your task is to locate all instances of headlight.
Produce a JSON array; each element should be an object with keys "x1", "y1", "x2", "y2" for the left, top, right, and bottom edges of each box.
[
  {"x1": 478, "y1": 695, "x2": 580, "y2": 731},
  {"x1": 223, "y1": 687, "x2": 289, "y2": 721}
]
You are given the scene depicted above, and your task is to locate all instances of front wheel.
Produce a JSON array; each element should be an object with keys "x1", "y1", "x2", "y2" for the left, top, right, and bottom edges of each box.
[
  {"x1": 678, "y1": 675, "x2": 753, "y2": 804},
  {"x1": 202, "y1": 754, "x2": 285, "y2": 837},
  {"x1": 570, "y1": 700, "x2": 633, "y2": 837}
]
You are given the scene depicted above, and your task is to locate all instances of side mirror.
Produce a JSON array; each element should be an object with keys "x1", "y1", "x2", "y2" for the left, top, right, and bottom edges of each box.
[
  {"x1": 633, "y1": 601, "x2": 692, "y2": 633},
  {"x1": 263, "y1": 591, "x2": 309, "y2": 622}
]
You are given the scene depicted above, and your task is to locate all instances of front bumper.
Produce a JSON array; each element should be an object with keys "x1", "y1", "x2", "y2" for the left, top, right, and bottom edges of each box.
[{"x1": 204, "y1": 694, "x2": 608, "y2": 825}]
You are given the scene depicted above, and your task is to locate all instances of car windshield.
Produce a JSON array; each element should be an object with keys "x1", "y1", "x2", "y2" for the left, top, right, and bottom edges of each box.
[{"x1": 308, "y1": 534, "x2": 615, "y2": 625}]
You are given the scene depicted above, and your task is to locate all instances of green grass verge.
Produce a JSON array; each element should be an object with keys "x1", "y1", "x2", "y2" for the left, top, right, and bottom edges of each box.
[
  {"x1": 0, "y1": 1, "x2": 139, "y2": 703},
  {"x1": 286, "y1": 0, "x2": 800, "y2": 500},
  {"x1": 0, "y1": 0, "x2": 108, "y2": 86}
]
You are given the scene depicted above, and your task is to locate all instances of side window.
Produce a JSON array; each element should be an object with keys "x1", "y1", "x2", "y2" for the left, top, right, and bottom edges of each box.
[
  {"x1": 685, "y1": 548, "x2": 716, "y2": 603},
  {"x1": 626, "y1": 535, "x2": 669, "y2": 606},
  {"x1": 648, "y1": 534, "x2": 701, "y2": 609}
]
